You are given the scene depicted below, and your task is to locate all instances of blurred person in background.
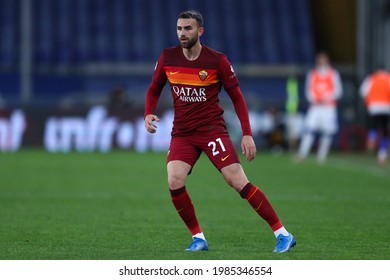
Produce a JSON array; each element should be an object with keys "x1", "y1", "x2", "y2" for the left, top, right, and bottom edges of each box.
[
  {"x1": 359, "y1": 66, "x2": 390, "y2": 165},
  {"x1": 295, "y1": 52, "x2": 343, "y2": 163},
  {"x1": 264, "y1": 105, "x2": 287, "y2": 154},
  {"x1": 107, "y1": 86, "x2": 130, "y2": 112},
  {"x1": 285, "y1": 76, "x2": 301, "y2": 151}
]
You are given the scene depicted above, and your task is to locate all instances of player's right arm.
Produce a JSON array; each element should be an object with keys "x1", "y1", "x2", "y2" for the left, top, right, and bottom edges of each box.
[
  {"x1": 305, "y1": 71, "x2": 315, "y2": 103},
  {"x1": 144, "y1": 52, "x2": 167, "y2": 133},
  {"x1": 145, "y1": 114, "x2": 160, "y2": 133}
]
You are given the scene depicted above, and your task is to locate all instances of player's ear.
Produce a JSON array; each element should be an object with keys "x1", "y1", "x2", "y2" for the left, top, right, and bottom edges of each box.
[{"x1": 198, "y1": 26, "x2": 204, "y2": 37}]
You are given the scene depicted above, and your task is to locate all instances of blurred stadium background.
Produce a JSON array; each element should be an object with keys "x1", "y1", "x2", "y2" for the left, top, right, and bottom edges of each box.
[{"x1": 0, "y1": 0, "x2": 389, "y2": 153}]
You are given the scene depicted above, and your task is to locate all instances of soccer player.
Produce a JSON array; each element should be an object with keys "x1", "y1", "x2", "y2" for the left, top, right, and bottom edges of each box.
[
  {"x1": 144, "y1": 10, "x2": 295, "y2": 253},
  {"x1": 296, "y1": 52, "x2": 343, "y2": 163},
  {"x1": 359, "y1": 66, "x2": 390, "y2": 165}
]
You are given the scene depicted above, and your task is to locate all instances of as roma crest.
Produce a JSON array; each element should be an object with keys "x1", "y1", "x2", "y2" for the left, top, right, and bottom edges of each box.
[{"x1": 198, "y1": 70, "x2": 208, "y2": 81}]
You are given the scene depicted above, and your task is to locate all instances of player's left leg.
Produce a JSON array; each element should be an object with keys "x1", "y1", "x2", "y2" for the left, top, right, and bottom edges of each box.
[
  {"x1": 377, "y1": 114, "x2": 389, "y2": 165},
  {"x1": 317, "y1": 106, "x2": 338, "y2": 163},
  {"x1": 221, "y1": 163, "x2": 296, "y2": 253},
  {"x1": 202, "y1": 133, "x2": 295, "y2": 253},
  {"x1": 202, "y1": 133, "x2": 283, "y2": 232}
]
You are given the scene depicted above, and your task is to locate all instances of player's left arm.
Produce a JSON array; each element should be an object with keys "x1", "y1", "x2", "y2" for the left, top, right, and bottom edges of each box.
[
  {"x1": 219, "y1": 55, "x2": 256, "y2": 161},
  {"x1": 225, "y1": 87, "x2": 256, "y2": 161},
  {"x1": 332, "y1": 70, "x2": 343, "y2": 100}
]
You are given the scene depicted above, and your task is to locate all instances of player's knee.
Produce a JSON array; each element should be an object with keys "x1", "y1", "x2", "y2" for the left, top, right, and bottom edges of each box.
[
  {"x1": 167, "y1": 174, "x2": 186, "y2": 190},
  {"x1": 221, "y1": 164, "x2": 248, "y2": 192},
  {"x1": 225, "y1": 176, "x2": 246, "y2": 192}
]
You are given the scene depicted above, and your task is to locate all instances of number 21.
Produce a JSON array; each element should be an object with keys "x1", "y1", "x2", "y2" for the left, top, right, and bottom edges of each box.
[{"x1": 208, "y1": 137, "x2": 226, "y2": 156}]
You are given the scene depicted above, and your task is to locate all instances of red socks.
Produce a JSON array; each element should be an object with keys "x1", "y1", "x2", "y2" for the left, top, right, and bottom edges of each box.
[
  {"x1": 170, "y1": 186, "x2": 202, "y2": 235},
  {"x1": 240, "y1": 182, "x2": 283, "y2": 231},
  {"x1": 170, "y1": 183, "x2": 282, "y2": 235}
]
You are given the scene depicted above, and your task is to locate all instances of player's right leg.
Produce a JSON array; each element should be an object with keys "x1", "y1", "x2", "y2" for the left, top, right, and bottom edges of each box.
[
  {"x1": 366, "y1": 114, "x2": 382, "y2": 154},
  {"x1": 317, "y1": 134, "x2": 332, "y2": 163},
  {"x1": 367, "y1": 129, "x2": 378, "y2": 153},
  {"x1": 167, "y1": 137, "x2": 208, "y2": 251},
  {"x1": 296, "y1": 132, "x2": 314, "y2": 160},
  {"x1": 296, "y1": 107, "x2": 317, "y2": 161},
  {"x1": 167, "y1": 161, "x2": 208, "y2": 251}
]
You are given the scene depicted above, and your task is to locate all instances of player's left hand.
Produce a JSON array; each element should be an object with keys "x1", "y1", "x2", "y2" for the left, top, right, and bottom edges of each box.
[{"x1": 241, "y1": 135, "x2": 256, "y2": 161}]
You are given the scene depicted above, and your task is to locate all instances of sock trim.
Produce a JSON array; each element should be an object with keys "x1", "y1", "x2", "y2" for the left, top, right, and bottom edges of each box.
[
  {"x1": 239, "y1": 182, "x2": 253, "y2": 198},
  {"x1": 189, "y1": 225, "x2": 202, "y2": 235},
  {"x1": 246, "y1": 187, "x2": 258, "y2": 201},
  {"x1": 271, "y1": 221, "x2": 284, "y2": 232},
  {"x1": 170, "y1": 186, "x2": 186, "y2": 197}
]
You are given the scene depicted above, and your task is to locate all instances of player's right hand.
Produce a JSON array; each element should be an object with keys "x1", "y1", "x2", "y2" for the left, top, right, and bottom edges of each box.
[{"x1": 144, "y1": 114, "x2": 160, "y2": 133}]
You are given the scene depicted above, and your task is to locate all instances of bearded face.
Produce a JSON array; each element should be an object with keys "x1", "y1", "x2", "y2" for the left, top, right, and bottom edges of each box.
[
  {"x1": 179, "y1": 34, "x2": 199, "y2": 49},
  {"x1": 177, "y1": 18, "x2": 203, "y2": 50}
]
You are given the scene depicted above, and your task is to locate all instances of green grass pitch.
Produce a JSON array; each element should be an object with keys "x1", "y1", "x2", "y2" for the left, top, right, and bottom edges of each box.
[{"x1": 0, "y1": 149, "x2": 389, "y2": 260}]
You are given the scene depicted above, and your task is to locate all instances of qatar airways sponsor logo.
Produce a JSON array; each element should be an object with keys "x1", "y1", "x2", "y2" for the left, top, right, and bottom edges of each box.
[{"x1": 172, "y1": 85, "x2": 206, "y2": 102}]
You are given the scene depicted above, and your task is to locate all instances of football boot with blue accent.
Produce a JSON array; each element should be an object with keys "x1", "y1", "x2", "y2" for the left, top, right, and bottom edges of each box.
[
  {"x1": 185, "y1": 237, "x2": 208, "y2": 252},
  {"x1": 274, "y1": 233, "x2": 296, "y2": 253}
]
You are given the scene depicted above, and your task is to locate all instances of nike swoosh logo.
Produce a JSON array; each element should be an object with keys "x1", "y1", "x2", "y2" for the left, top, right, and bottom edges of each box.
[
  {"x1": 221, "y1": 154, "x2": 230, "y2": 161},
  {"x1": 255, "y1": 201, "x2": 263, "y2": 211},
  {"x1": 170, "y1": 71, "x2": 180, "y2": 75}
]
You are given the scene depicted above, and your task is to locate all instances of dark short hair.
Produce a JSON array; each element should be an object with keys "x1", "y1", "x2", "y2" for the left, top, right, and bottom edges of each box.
[
  {"x1": 178, "y1": 10, "x2": 203, "y2": 27},
  {"x1": 316, "y1": 51, "x2": 329, "y2": 59}
]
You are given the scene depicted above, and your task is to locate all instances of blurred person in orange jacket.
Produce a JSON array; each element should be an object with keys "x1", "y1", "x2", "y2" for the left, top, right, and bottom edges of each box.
[
  {"x1": 296, "y1": 52, "x2": 343, "y2": 163},
  {"x1": 359, "y1": 66, "x2": 390, "y2": 165}
]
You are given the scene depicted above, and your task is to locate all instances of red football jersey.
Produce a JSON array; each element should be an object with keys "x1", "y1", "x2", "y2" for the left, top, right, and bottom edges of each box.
[{"x1": 145, "y1": 45, "x2": 250, "y2": 136}]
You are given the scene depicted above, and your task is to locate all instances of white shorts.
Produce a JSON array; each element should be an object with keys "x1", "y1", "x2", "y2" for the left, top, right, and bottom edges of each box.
[{"x1": 304, "y1": 105, "x2": 338, "y2": 135}]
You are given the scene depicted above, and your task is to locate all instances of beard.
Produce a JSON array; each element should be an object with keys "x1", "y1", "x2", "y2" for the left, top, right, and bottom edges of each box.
[{"x1": 179, "y1": 35, "x2": 198, "y2": 49}]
